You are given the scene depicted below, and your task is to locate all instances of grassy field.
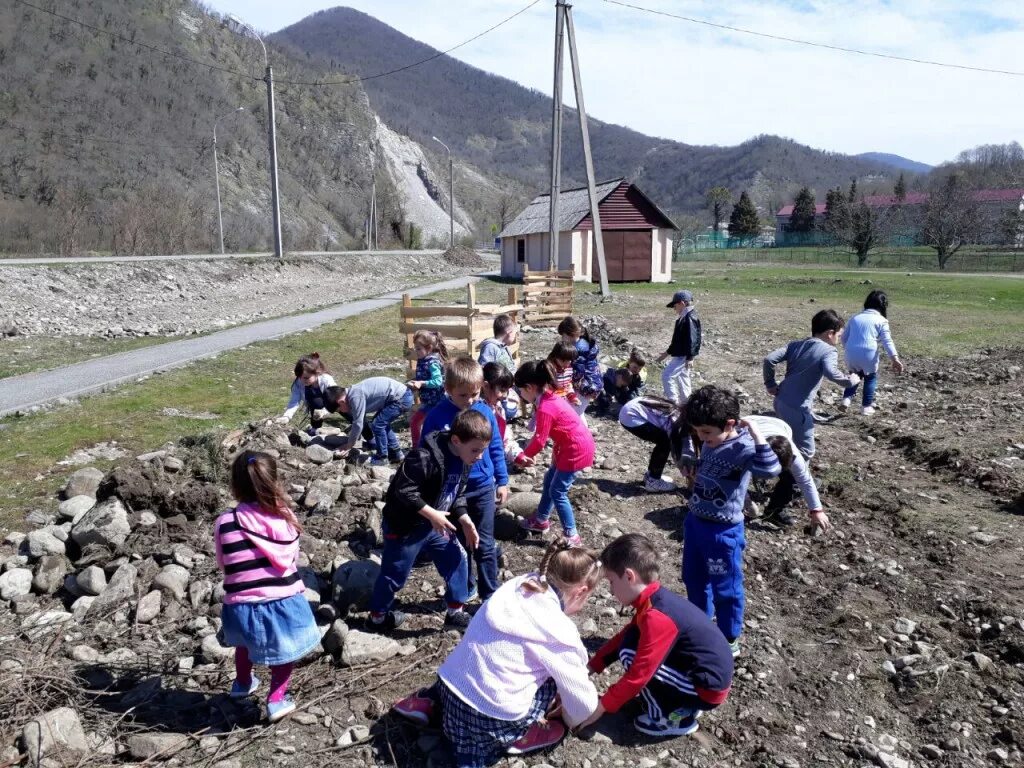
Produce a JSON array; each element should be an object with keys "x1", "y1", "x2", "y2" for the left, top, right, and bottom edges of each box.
[
  {"x1": 1, "y1": 268, "x2": 1022, "y2": 530},
  {"x1": 0, "y1": 334, "x2": 182, "y2": 379}
]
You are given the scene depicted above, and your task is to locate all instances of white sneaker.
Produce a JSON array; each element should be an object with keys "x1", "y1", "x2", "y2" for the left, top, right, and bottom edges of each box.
[
  {"x1": 839, "y1": 398, "x2": 851, "y2": 411},
  {"x1": 861, "y1": 405, "x2": 875, "y2": 416},
  {"x1": 643, "y1": 474, "x2": 676, "y2": 493}
]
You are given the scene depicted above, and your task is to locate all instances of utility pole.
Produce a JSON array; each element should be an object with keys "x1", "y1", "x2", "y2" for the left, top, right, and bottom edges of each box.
[
  {"x1": 548, "y1": 1, "x2": 565, "y2": 271},
  {"x1": 213, "y1": 107, "x2": 245, "y2": 255},
  {"x1": 433, "y1": 136, "x2": 454, "y2": 249}
]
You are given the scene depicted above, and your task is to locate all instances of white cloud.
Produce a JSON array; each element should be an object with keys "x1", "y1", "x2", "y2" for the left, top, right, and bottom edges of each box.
[{"x1": 207, "y1": 0, "x2": 1024, "y2": 165}]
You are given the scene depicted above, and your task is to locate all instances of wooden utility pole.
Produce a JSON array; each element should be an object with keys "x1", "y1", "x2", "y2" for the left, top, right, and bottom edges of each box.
[{"x1": 547, "y1": 2, "x2": 565, "y2": 271}]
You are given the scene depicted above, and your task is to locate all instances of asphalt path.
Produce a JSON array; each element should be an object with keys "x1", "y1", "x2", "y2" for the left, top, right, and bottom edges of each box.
[{"x1": 0, "y1": 272, "x2": 493, "y2": 417}]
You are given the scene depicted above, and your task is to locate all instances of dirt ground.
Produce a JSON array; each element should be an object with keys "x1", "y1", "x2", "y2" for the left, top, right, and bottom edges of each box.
[{"x1": 2, "y1": 286, "x2": 1022, "y2": 768}]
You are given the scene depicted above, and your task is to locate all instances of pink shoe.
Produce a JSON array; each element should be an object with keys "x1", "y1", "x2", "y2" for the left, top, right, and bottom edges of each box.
[
  {"x1": 519, "y1": 515, "x2": 551, "y2": 534},
  {"x1": 564, "y1": 533, "x2": 583, "y2": 548},
  {"x1": 507, "y1": 719, "x2": 566, "y2": 755},
  {"x1": 392, "y1": 692, "x2": 436, "y2": 726}
]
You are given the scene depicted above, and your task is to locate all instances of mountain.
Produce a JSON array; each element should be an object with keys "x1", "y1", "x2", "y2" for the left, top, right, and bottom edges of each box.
[
  {"x1": 272, "y1": 6, "x2": 905, "y2": 225},
  {"x1": 855, "y1": 153, "x2": 933, "y2": 174}
]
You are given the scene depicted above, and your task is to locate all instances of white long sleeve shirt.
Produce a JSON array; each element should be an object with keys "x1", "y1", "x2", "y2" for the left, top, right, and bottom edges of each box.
[
  {"x1": 282, "y1": 373, "x2": 336, "y2": 420},
  {"x1": 743, "y1": 415, "x2": 822, "y2": 511},
  {"x1": 841, "y1": 309, "x2": 899, "y2": 375}
]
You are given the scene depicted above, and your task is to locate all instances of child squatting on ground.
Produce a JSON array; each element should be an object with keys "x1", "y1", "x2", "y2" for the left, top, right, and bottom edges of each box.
[
  {"x1": 657, "y1": 290, "x2": 701, "y2": 404},
  {"x1": 408, "y1": 330, "x2": 449, "y2": 447},
  {"x1": 279, "y1": 353, "x2": 336, "y2": 430},
  {"x1": 214, "y1": 451, "x2": 320, "y2": 723},
  {"x1": 365, "y1": 409, "x2": 492, "y2": 633},
  {"x1": 579, "y1": 533, "x2": 734, "y2": 738},
  {"x1": 684, "y1": 386, "x2": 781, "y2": 656},
  {"x1": 515, "y1": 360, "x2": 596, "y2": 548},
  {"x1": 595, "y1": 348, "x2": 647, "y2": 415},
  {"x1": 840, "y1": 289, "x2": 905, "y2": 416},
  {"x1": 325, "y1": 376, "x2": 414, "y2": 466},
  {"x1": 391, "y1": 540, "x2": 603, "y2": 768}
]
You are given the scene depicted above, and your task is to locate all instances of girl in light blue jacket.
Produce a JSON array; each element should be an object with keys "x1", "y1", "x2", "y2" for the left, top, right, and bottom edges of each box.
[{"x1": 840, "y1": 291, "x2": 905, "y2": 415}]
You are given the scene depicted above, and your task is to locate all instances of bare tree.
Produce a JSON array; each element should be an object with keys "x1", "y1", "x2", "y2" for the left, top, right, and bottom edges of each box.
[
  {"x1": 823, "y1": 186, "x2": 895, "y2": 266},
  {"x1": 704, "y1": 186, "x2": 731, "y2": 233},
  {"x1": 55, "y1": 184, "x2": 93, "y2": 257},
  {"x1": 921, "y1": 174, "x2": 982, "y2": 269}
]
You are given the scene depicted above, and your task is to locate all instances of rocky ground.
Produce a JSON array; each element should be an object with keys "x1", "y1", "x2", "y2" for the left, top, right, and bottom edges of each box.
[
  {"x1": 0, "y1": 253, "x2": 484, "y2": 339},
  {"x1": 0, "y1": 289, "x2": 1022, "y2": 768}
]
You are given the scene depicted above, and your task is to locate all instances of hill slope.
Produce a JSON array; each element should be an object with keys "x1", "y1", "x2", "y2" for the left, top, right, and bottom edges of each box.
[{"x1": 856, "y1": 152, "x2": 933, "y2": 174}]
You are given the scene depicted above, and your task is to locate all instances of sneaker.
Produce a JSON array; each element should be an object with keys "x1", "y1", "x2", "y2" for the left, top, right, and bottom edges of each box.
[
  {"x1": 728, "y1": 638, "x2": 741, "y2": 658},
  {"x1": 519, "y1": 515, "x2": 551, "y2": 534},
  {"x1": 762, "y1": 507, "x2": 795, "y2": 527},
  {"x1": 634, "y1": 710, "x2": 699, "y2": 737},
  {"x1": 643, "y1": 473, "x2": 677, "y2": 493},
  {"x1": 389, "y1": 449, "x2": 406, "y2": 464},
  {"x1": 564, "y1": 533, "x2": 583, "y2": 548},
  {"x1": 267, "y1": 697, "x2": 296, "y2": 723},
  {"x1": 369, "y1": 455, "x2": 390, "y2": 466},
  {"x1": 365, "y1": 610, "x2": 407, "y2": 634},
  {"x1": 506, "y1": 719, "x2": 567, "y2": 755},
  {"x1": 839, "y1": 397, "x2": 851, "y2": 411},
  {"x1": 861, "y1": 405, "x2": 876, "y2": 416},
  {"x1": 443, "y1": 610, "x2": 472, "y2": 632},
  {"x1": 229, "y1": 675, "x2": 260, "y2": 699},
  {"x1": 392, "y1": 690, "x2": 437, "y2": 726}
]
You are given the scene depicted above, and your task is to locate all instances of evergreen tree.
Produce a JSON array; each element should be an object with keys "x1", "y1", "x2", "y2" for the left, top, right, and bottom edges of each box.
[
  {"x1": 894, "y1": 173, "x2": 907, "y2": 202},
  {"x1": 789, "y1": 187, "x2": 817, "y2": 232},
  {"x1": 848, "y1": 178, "x2": 858, "y2": 203},
  {"x1": 728, "y1": 191, "x2": 760, "y2": 238}
]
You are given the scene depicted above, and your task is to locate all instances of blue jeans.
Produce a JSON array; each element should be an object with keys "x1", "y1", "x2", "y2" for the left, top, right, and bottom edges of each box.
[
  {"x1": 536, "y1": 466, "x2": 579, "y2": 537},
  {"x1": 369, "y1": 519, "x2": 470, "y2": 614},
  {"x1": 458, "y1": 484, "x2": 499, "y2": 599},
  {"x1": 371, "y1": 389, "x2": 414, "y2": 458},
  {"x1": 774, "y1": 397, "x2": 815, "y2": 459},
  {"x1": 682, "y1": 514, "x2": 746, "y2": 642},
  {"x1": 843, "y1": 371, "x2": 878, "y2": 407}
]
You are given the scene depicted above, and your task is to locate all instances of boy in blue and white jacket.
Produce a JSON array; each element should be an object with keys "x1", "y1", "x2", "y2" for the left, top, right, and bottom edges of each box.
[
  {"x1": 840, "y1": 290, "x2": 904, "y2": 416},
  {"x1": 683, "y1": 386, "x2": 781, "y2": 656}
]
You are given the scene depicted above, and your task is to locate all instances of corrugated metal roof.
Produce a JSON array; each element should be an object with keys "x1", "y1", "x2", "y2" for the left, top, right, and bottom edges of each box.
[{"x1": 499, "y1": 179, "x2": 624, "y2": 237}]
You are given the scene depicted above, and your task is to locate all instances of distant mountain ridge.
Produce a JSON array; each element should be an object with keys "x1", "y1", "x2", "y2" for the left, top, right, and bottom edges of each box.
[{"x1": 856, "y1": 153, "x2": 933, "y2": 174}]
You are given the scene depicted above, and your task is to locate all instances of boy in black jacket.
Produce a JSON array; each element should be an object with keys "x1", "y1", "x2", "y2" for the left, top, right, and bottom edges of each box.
[
  {"x1": 656, "y1": 290, "x2": 702, "y2": 404},
  {"x1": 366, "y1": 410, "x2": 492, "y2": 634}
]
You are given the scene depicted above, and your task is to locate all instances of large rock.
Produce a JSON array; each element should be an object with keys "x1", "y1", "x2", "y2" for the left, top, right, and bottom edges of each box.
[
  {"x1": 505, "y1": 492, "x2": 543, "y2": 517},
  {"x1": 0, "y1": 568, "x2": 33, "y2": 600},
  {"x1": 201, "y1": 634, "x2": 234, "y2": 662},
  {"x1": 21, "y1": 609, "x2": 73, "y2": 639},
  {"x1": 32, "y1": 555, "x2": 70, "y2": 595},
  {"x1": 25, "y1": 528, "x2": 66, "y2": 559},
  {"x1": 304, "y1": 478, "x2": 342, "y2": 512},
  {"x1": 321, "y1": 619, "x2": 349, "y2": 655},
  {"x1": 152, "y1": 564, "x2": 190, "y2": 602},
  {"x1": 332, "y1": 560, "x2": 380, "y2": 613},
  {"x1": 340, "y1": 629, "x2": 400, "y2": 667},
  {"x1": 343, "y1": 483, "x2": 384, "y2": 506},
  {"x1": 75, "y1": 565, "x2": 107, "y2": 596},
  {"x1": 21, "y1": 707, "x2": 88, "y2": 765},
  {"x1": 127, "y1": 733, "x2": 189, "y2": 759},
  {"x1": 135, "y1": 591, "x2": 162, "y2": 623},
  {"x1": 58, "y1": 495, "x2": 96, "y2": 523},
  {"x1": 188, "y1": 579, "x2": 213, "y2": 610},
  {"x1": 70, "y1": 498, "x2": 132, "y2": 550},
  {"x1": 87, "y1": 563, "x2": 137, "y2": 616},
  {"x1": 63, "y1": 467, "x2": 104, "y2": 499},
  {"x1": 494, "y1": 509, "x2": 520, "y2": 541},
  {"x1": 305, "y1": 444, "x2": 334, "y2": 465}
]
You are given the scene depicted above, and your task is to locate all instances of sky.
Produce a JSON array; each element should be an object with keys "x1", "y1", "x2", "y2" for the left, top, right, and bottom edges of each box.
[{"x1": 205, "y1": 0, "x2": 1024, "y2": 166}]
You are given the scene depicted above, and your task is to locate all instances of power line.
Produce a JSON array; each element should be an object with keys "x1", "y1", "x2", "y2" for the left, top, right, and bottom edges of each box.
[{"x1": 604, "y1": 0, "x2": 1024, "y2": 78}]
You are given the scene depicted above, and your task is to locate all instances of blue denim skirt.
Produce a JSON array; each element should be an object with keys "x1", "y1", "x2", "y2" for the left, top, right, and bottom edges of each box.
[{"x1": 221, "y1": 593, "x2": 320, "y2": 666}]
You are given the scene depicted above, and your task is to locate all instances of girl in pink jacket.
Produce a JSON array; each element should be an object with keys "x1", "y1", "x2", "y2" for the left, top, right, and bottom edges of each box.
[
  {"x1": 513, "y1": 360, "x2": 596, "y2": 547},
  {"x1": 214, "y1": 451, "x2": 319, "y2": 723}
]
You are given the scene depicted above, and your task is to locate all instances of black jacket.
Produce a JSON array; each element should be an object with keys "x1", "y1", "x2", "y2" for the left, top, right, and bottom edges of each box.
[
  {"x1": 667, "y1": 309, "x2": 702, "y2": 359},
  {"x1": 382, "y1": 431, "x2": 469, "y2": 537}
]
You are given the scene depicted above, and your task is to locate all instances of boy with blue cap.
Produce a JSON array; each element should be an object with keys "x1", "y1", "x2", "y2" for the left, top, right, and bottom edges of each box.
[{"x1": 656, "y1": 290, "x2": 701, "y2": 404}]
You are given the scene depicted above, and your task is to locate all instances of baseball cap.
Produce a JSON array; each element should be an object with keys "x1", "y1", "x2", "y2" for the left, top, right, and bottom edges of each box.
[{"x1": 666, "y1": 290, "x2": 694, "y2": 307}]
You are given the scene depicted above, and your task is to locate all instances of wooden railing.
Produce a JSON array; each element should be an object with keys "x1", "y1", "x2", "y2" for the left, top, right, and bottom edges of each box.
[{"x1": 522, "y1": 268, "x2": 574, "y2": 327}]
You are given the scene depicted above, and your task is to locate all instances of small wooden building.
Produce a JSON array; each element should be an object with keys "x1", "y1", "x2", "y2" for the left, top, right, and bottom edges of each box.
[{"x1": 499, "y1": 179, "x2": 677, "y2": 283}]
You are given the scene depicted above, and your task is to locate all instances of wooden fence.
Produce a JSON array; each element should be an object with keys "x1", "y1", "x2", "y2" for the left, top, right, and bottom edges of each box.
[
  {"x1": 522, "y1": 268, "x2": 574, "y2": 327},
  {"x1": 400, "y1": 284, "x2": 523, "y2": 378}
]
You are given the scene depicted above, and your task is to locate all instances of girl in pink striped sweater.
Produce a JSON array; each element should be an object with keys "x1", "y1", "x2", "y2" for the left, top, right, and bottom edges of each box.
[{"x1": 214, "y1": 451, "x2": 319, "y2": 723}]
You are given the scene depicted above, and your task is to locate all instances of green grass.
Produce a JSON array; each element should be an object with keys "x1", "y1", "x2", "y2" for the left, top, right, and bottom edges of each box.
[{"x1": 0, "y1": 335, "x2": 181, "y2": 379}]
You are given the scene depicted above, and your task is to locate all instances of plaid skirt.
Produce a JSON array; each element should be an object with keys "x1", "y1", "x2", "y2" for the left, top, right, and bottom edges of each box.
[{"x1": 434, "y1": 678, "x2": 557, "y2": 768}]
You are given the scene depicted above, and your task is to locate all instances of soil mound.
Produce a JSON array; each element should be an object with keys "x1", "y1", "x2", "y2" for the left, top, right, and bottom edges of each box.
[{"x1": 441, "y1": 245, "x2": 484, "y2": 268}]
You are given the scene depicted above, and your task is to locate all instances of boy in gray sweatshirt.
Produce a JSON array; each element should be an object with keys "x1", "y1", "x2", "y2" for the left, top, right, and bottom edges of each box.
[
  {"x1": 762, "y1": 310, "x2": 859, "y2": 459},
  {"x1": 326, "y1": 377, "x2": 414, "y2": 465}
]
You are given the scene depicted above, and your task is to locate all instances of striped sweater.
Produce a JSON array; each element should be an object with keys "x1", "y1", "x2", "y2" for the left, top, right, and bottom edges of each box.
[{"x1": 214, "y1": 502, "x2": 303, "y2": 604}]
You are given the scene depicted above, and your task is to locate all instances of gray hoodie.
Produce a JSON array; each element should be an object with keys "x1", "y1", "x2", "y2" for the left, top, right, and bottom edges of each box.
[{"x1": 763, "y1": 337, "x2": 856, "y2": 409}]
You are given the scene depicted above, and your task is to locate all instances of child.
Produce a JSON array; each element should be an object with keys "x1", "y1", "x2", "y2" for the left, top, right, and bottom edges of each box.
[
  {"x1": 684, "y1": 386, "x2": 781, "y2": 656},
  {"x1": 478, "y1": 313, "x2": 521, "y2": 421},
  {"x1": 580, "y1": 533, "x2": 733, "y2": 738},
  {"x1": 278, "y1": 353, "x2": 336, "y2": 430},
  {"x1": 421, "y1": 357, "x2": 509, "y2": 601},
  {"x1": 391, "y1": 540, "x2": 602, "y2": 767},
  {"x1": 558, "y1": 316, "x2": 603, "y2": 419},
  {"x1": 595, "y1": 348, "x2": 647, "y2": 414},
  {"x1": 326, "y1": 377, "x2": 414, "y2": 466},
  {"x1": 214, "y1": 451, "x2": 320, "y2": 723},
  {"x1": 547, "y1": 341, "x2": 578, "y2": 404},
  {"x1": 514, "y1": 361, "x2": 596, "y2": 547},
  {"x1": 617, "y1": 396, "x2": 685, "y2": 493},
  {"x1": 408, "y1": 330, "x2": 449, "y2": 447},
  {"x1": 840, "y1": 290, "x2": 905, "y2": 416},
  {"x1": 366, "y1": 410, "x2": 491, "y2": 633},
  {"x1": 656, "y1": 290, "x2": 701, "y2": 404},
  {"x1": 481, "y1": 362, "x2": 523, "y2": 465},
  {"x1": 763, "y1": 309, "x2": 861, "y2": 459}
]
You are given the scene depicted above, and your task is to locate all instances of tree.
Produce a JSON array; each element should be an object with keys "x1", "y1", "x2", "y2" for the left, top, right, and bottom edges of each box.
[
  {"x1": 998, "y1": 205, "x2": 1024, "y2": 248},
  {"x1": 921, "y1": 174, "x2": 982, "y2": 269},
  {"x1": 728, "y1": 191, "x2": 760, "y2": 238},
  {"x1": 824, "y1": 186, "x2": 891, "y2": 266},
  {"x1": 788, "y1": 187, "x2": 816, "y2": 233},
  {"x1": 704, "y1": 187, "x2": 731, "y2": 232},
  {"x1": 893, "y1": 173, "x2": 907, "y2": 203}
]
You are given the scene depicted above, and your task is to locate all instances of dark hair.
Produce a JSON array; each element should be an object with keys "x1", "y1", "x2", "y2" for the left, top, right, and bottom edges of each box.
[
  {"x1": 601, "y1": 533, "x2": 659, "y2": 582},
  {"x1": 323, "y1": 385, "x2": 345, "y2": 411},
  {"x1": 294, "y1": 353, "x2": 328, "y2": 379},
  {"x1": 685, "y1": 385, "x2": 740, "y2": 430},
  {"x1": 514, "y1": 359, "x2": 556, "y2": 390},
  {"x1": 557, "y1": 316, "x2": 596, "y2": 346},
  {"x1": 614, "y1": 367, "x2": 632, "y2": 385},
  {"x1": 768, "y1": 435, "x2": 794, "y2": 469},
  {"x1": 811, "y1": 309, "x2": 844, "y2": 336},
  {"x1": 523, "y1": 539, "x2": 602, "y2": 594},
  {"x1": 628, "y1": 349, "x2": 647, "y2": 368},
  {"x1": 493, "y1": 314, "x2": 516, "y2": 337},
  {"x1": 450, "y1": 409, "x2": 492, "y2": 442},
  {"x1": 482, "y1": 361, "x2": 514, "y2": 391},
  {"x1": 863, "y1": 290, "x2": 889, "y2": 318},
  {"x1": 230, "y1": 451, "x2": 302, "y2": 531},
  {"x1": 548, "y1": 340, "x2": 578, "y2": 364},
  {"x1": 670, "y1": 417, "x2": 701, "y2": 466},
  {"x1": 413, "y1": 330, "x2": 450, "y2": 363}
]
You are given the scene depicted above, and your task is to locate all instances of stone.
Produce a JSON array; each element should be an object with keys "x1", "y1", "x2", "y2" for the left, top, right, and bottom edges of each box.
[
  {"x1": 188, "y1": 579, "x2": 213, "y2": 610},
  {"x1": 505, "y1": 492, "x2": 543, "y2": 516},
  {"x1": 369, "y1": 465, "x2": 396, "y2": 483},
  {"x1": 25, "y1": 528, "x2": 66, "y2": 559},
  {"x1": 32, "y1": 555, "x2": 70, "y2": 594},
  {"x1": 987, "y1": 748, "x2": 1009, "y2": 763},
  {"x1": 71, "y1": 596, "x2": 96, "y2": 622},
  {"x1": 63, "y1": 467, "x2": 104, "y2": 499},
  {"x1": 75, "y1": 565, "x2": 107, "y2": 596},
  {"x1": 494, "y1": 509, "x2": 520, "y2": 541},
  {"x1": 340, "y1": 630, "x2": 400, "y2": 666},
  {"x1": 171, "y1": 544, "x2": 198, "y2": 569},
  {"x1": 21, "y1": 707, "x2": 88, "y2": 765},
  {"x1": 336, "y1": 724, "x2": 370, "y2": 746},
  {"x1": 920, "y1": 745, "x2": 944, "y2": 760},
  {"x1": 894, "y1": 617, "x2": 917, "y2": 635},
  {"x1": 322, "y1": 619, "x2": 349, "y2": 655},
  {"x1": 22, "y1": 609, "x2": 73, "y2": 639},
  {"x1": 136, "y1": 590, "x2": 162, "y2": 623},
  {"x1": 127, "y1": 732, "x2": 189, "y2": 759},
  {"x1": 152, "y1": 564, "x2": 190, "y2": 602},
  {"x1": 305, "y1": 444, "x2": 334, "y2": 465},
  {"x1": 87, "y1": 563, "x2": 137, "y2": 616},
  {"x1": 0, "y1": 567, "x2": 33, "y2": 599},
  {"x1": 70, "y1": 498, "x2": 132, "y2": 549},
  {"x1": 163, "y1": 456, "x2": 184, "y2": 473},
  {"x1": 344, "y1": 483, "x2": 384, "y2": 506},
  {"x1": 966, "y1": 651, "x2": 992, "y2": 671},
  {"x1": 304, "y1": 478, "x2": 342, "y2": 512},
  {"x1": 201, "y1": 634, "x2": 234, "y2": 662},
  {"x1": 58, "y1": 495, "x2": 96, "y2": 522},
  {"x1": 332, "y1": 559, "x2": 381, "y2": 613},
  {"x1": 970, "y1": 531, "x2": 998, "y2": 545}
]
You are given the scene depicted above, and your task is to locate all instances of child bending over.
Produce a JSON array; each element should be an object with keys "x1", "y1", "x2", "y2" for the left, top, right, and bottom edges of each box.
[{"x1": 279, "y1": 353, "x2": 336, "y2": 430}]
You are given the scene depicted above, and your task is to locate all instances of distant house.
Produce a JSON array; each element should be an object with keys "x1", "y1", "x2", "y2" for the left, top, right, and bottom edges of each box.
[{"x1": 499, "y1": 179, "x2": 677, "y2": 283}]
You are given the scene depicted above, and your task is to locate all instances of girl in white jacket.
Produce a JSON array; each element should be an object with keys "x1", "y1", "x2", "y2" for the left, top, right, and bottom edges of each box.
[
  {"x1": 278, "y1": 353, "x2": 336, "y2": 429},
  {"x1": 840, "y1": 291, "x2": 904, "y2": 415}
]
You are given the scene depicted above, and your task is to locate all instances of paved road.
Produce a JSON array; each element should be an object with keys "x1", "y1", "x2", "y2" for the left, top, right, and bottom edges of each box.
[
  {"x1": 0, "y1": 273, "x2": 494, "y2": 417},
  {"x1": 0, "y1": 249, "x2": 451, "y2": 266}
]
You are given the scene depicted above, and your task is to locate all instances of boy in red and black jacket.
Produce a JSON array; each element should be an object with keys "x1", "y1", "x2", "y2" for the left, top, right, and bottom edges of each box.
[{"x1": 578, "y1": 533, "x2": 733, "y2": 737}]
